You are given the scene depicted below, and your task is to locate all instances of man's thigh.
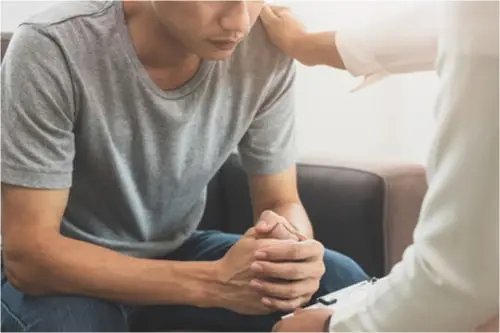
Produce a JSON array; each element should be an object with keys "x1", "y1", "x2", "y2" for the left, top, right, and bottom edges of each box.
[
  {"x1": 1, "y1": 280, "x2": 130, "y2": 332},
  {"x1": 313, "y1": 248, "x2": 370, "y2": 299},
  {"x1": 131, "y1": 230, "x2": 279, "y2": 331},
  {"x1": 165, "y1": 229, "x2": 241, "y2": 262}
]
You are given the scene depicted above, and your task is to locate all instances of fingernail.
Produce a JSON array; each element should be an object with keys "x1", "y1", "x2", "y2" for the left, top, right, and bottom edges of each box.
[
  {"x1": 251, "y1": 262, "x2": 263, "y2": 272},
  {"x1": 254, "y1": 251, "x2": 267, "y2": 259}
]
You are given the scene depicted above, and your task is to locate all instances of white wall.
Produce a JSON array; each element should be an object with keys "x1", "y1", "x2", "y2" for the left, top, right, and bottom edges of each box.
[
  {"x1": 278, "y1": 1, "x2": 438, "y2": 165},
  {"x1": 1, "y1": 1, "x2": 54, "y2": 31},
  {"x1": 1, "y1": 1, "x2": 438, "y2": 165}
]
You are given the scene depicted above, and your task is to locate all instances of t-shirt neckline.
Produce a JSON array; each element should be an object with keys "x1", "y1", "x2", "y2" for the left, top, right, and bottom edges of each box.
[{"x1": 114, "y1": 0, "x2": 215, "y2": 100}]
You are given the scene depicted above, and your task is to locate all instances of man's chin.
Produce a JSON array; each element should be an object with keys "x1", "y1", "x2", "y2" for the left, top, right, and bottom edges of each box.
[
  {"x1": 199, "y1": 49, "x2": 236, "y2": 61},
  {"x1": 195, "y1": 42, "x2": 241, "y2": 60}
]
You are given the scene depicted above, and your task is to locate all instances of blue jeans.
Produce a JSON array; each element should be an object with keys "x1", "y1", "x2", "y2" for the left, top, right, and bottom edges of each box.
[{"x1": 1, "y1": 231, "x2": 368, "y2": 332}]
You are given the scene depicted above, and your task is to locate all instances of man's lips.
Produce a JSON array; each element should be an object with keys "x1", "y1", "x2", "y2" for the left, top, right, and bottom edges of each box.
[{"x1": 209, "y1": 39, "x2": 241, "y2": 50}]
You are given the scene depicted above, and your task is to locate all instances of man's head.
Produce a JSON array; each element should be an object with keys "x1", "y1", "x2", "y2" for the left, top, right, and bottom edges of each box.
[{"x1": 149, "y1": 1, "x2": 265, "y2": 60}]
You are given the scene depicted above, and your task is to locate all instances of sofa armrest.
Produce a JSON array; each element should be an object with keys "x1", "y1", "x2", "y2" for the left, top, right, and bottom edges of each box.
[
  {"x1": 369, "y1": 164, "x2": 427, "y2": 271},
  {"x1": 292, "y1": 157, "x2": 428, "y2": 273}
]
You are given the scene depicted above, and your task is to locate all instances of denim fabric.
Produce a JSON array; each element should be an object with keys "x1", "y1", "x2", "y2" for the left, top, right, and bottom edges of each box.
[{"x1": 1, "y1": 231, "x2": 368, "y2": 332}]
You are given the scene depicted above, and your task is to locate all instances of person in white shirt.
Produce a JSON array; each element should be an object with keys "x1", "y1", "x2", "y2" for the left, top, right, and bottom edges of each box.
[
  {"x1": 261, "y1": 2, "x2": 439, "y2": 88},
  {"x1": 259, "y1": 2, "x2": 499, "y2": 332}
]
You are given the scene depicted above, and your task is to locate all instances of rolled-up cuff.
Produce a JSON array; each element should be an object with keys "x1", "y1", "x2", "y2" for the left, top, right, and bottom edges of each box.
[
  {"x1": 349, "y1": 72, "x2": 390, "y2": 93},
  {"x1": 335, "y1": 29, "x2": 384, "y2": 78}
]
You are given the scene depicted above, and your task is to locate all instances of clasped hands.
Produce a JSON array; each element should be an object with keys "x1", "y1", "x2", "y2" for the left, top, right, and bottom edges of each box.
[{"x1": 215, "y1": 210, "x2": 325, "y2": 315}]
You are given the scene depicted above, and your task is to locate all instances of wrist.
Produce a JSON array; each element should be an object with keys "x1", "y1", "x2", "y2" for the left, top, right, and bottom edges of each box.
[
  {"x1": 188, "y1": 259, "x2": 233, "y2": 309},
  {"x1": 285, "y1": 32, "x2": 313, "y2": 63},
  {"x1": 166, "y1": 260, "x2": 221, "y2": 308},
  {"x1": 292, "y1": 32, "x2": 320, "y2": 66},
  {"x1": 296, "y1": 31, "x2": 345, "y2": 69}
]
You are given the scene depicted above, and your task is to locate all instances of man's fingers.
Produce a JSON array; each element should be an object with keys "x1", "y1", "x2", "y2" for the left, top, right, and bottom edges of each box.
[
  {"x1": 261, "y1": 296, "x2": 306, "y2": 313},
  {"x1": 268, "y1": 223, "x2": 300, "y2": 240},
  {"x1": 255, "y1": 210, "x2": 285, "y2": 233},
  {"x1": 251, "y1": 260, "x2": 323, "y2": 280},
  {"x1": 257, "y1": 239, "x2": 324, "y2": 261},
  {"x1": 255, "y1": 210, "x2": 302, "y2": 240},
  {"x1": 250, "y1": 278, "x2": 317, "y2": 299},
  {"x1": 260, "y1": 210, "x2": 287, "y2": 225},
  {"x1": 254, "y1": 218, "x2": 279, "y2": 234},
  {"x1": 255, "y1": 210, "x2": 305, "y2": 238}
]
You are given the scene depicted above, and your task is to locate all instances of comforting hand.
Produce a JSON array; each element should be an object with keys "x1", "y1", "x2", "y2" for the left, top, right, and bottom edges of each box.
[
  {"x1": 260, "y1": 5, "x2": 308, "y2": 60},
  {"x1": 272, "y1": 308, "x2": 334, "y2": 332}
]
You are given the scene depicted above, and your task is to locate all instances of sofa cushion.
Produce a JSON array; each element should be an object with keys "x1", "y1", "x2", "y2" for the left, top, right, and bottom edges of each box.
[{"x1": 198, "y1": 175, "x2": 226, "y2": 231}]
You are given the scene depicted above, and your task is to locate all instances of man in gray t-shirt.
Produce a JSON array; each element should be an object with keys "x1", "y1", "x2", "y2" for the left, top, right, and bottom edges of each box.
[{"x1": 1, "y1": 1, "x2": 367, "y2": 331}]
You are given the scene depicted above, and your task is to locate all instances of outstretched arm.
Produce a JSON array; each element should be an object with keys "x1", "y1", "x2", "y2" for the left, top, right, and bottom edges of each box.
[{"x1": 260, "y1": 4, "x2": 437, "y2": 78}]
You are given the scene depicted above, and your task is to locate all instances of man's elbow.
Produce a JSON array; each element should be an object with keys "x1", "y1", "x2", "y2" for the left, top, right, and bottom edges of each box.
[{"x1": 3, "y1": 245, "x2": 53, "y2": 296}]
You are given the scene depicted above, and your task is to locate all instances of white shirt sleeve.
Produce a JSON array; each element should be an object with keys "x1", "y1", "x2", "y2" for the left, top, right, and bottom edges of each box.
[
  {"x1": 335, "y1": 2, "x2": 438, "y2": 91},
  {"x1": 329, "y1": 1, "x2": 499, "y2": 331}
]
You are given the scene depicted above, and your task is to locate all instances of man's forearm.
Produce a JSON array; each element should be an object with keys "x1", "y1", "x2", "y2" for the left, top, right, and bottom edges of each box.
[
  {"x1": 272, "y1": 202, "x2": 314, "y2": 239},
  {"x1": 295, "y1": 31, "x2": 346, "y2": 69},
  {"x1": 6, "y1": 233, "x2": 220, "y2": 306}
]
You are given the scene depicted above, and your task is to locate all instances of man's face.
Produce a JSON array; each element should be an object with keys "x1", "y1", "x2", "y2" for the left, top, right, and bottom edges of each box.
[{"x1": 151, "y1": 1, "x2": 265, "y2": 60}]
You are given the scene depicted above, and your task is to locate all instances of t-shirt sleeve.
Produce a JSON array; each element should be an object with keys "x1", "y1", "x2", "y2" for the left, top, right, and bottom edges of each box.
[
  {"x1": 1, "y1": 25, "x2": 76, "y2": 189},
  {"x1": 238, "y1": 57, "x2": 297, "y2": 175}
]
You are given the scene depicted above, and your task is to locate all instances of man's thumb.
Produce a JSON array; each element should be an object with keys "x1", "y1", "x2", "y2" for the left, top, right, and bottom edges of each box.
[
  {"x1": 254, "y1": 219, "x2": 276, "y2": 233},
  {"x1": 256, "y1": 220, "x2": 299, "y2": 241}
]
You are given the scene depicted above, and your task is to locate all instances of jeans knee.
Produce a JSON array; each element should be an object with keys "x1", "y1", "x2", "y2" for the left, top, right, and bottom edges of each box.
[
  {"x1": 1, "y1": 282, "x2": 128, "y2": 332},
  {"x1": 319, "y1": 249, "x2": 369, "y2": 293}
]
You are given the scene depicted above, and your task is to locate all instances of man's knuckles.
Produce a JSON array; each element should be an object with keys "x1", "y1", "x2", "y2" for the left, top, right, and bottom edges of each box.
[
  {"x1": 318, "y1": 262, "x2": 326, "y2": 277},
  {"x1": 268, "y1": 223, "x2": 299, "y2": 240},
  {"x1": 254, "y1": 281, "x2": 301, "y2": 299},
  {"x1": 254, "y1": 261, "x2": 301, "y2": 279}
]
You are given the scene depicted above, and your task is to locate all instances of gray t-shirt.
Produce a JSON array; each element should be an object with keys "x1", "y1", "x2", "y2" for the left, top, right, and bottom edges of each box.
[{"x1": 1, "y1": 1, "x2": 297, "y2": 258}]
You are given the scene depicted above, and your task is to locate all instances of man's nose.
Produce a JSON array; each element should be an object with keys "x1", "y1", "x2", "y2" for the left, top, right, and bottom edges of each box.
[{"x1": 220, "y1": 1, "x2": 250, "y2": 35}]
